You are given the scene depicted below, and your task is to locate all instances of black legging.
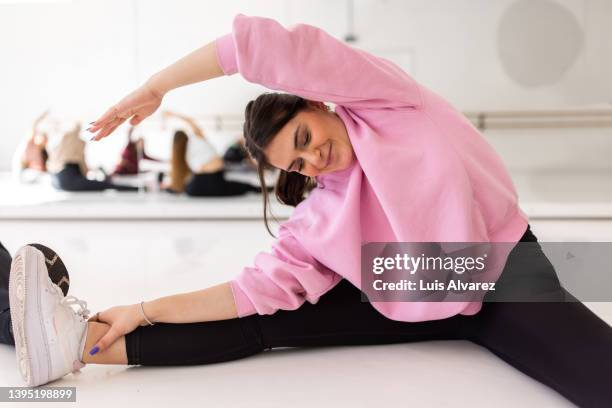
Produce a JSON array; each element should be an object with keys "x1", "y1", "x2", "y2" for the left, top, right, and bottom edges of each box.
[
  {"x1": 125, "y1": 225, "x2": 612, "y2": 407},
  {"x1": 184, "y1": 171, "x2": 262, "y2": 197},
  {"x1": 0, "y1": 242, "x2": 13, "y2": 345},
  {"x1": 0, "y1": 241, "x2": 11, "y2": 292},
  {"x1": 52, "y1": 163, "x2": 138, "y2": 192}
]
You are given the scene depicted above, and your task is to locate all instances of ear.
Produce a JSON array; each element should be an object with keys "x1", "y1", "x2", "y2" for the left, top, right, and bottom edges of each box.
[{"x1": 308, "y1": 100, "x2": 329, "y2": 112}]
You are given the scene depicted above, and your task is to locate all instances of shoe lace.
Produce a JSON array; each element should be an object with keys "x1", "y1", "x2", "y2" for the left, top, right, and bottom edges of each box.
[{"x1": 60, "y1": 295, "x2": 91, "y2": 321}]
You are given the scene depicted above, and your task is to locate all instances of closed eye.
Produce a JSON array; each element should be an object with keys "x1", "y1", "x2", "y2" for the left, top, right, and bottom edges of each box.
[{"x1": 296, "y1": 129, "x2": 310, "y2": 172}]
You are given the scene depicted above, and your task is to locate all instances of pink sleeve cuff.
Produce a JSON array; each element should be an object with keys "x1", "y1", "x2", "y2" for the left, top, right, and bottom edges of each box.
[
  {"x1": 230, "y1": 279, "x2": 257, "y2": 318},
  {"x1": 215, "y1": 33, "x2": 238, "y2": 76}
]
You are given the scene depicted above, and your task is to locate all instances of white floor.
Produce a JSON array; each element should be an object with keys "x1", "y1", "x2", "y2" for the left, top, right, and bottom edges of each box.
[
  {"x1": 0, "y1": 170, "x2": 611, "y2": 407},
  {"x1": 0, "y1": 340, "x2": 580, "y2": 408},
  {"x1": 0, "y1": 231, "x2": 610, "y2": 408}
]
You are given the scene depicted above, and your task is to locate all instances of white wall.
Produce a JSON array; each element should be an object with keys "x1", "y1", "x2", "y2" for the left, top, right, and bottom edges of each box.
[{"x1": 1, "y1": 0, "x2": 611, "y2": 171}]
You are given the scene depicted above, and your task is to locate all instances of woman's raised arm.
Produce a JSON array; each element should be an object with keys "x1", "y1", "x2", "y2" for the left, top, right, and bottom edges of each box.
[
  {"x1": 162, "y1": 110, "x2": 207, "y2": 139},
  {"x1": 31, "y1": 110, "x2": 50, "y2": 135},
  {"x1": 88, "y1": 41, "x2": 223, "y2": 141},
  {"x1": 89, "y1": 14, "x2": 423, "y2": 141},
  {"x1": 218, "y1": 14, "x2": 422, "y2": 110}
]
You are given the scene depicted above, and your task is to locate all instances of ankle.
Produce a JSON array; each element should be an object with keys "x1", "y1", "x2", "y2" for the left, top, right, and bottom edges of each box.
[
  {"x1": 81, "y1": 321, "x2": 110, "y2": 363},
  {"x1": 80, "y1": 321, "x2": 128, "y2": 365}
]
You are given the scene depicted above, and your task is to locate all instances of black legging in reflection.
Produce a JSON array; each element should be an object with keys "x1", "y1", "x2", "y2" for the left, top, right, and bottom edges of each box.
[
  {"x1": 184, "y1": 171, "x2": 263, "y2": 197},
  {"x1": 52, "y1": 163, "x2": 138, "y2": 192}
]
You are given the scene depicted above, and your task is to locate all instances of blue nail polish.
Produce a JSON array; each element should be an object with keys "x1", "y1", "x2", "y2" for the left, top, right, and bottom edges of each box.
[{"x1": 89, "y1": 346, "x2": 100, "y2": 356}]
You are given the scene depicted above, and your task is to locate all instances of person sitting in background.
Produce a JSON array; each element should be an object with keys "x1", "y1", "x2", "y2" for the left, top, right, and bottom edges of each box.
[
  {"x1": 47, "y1": 120, "x2": 138, "y2": 192},
  {"x1": 163, "y1": 110, "x2": 266, "y2": 196},
  {"x1": 11, "y1": 110, "x2": 51, "y2": 182},
  {"x1": 112, "y1": 126, "x2": 160, "y2": 176}
]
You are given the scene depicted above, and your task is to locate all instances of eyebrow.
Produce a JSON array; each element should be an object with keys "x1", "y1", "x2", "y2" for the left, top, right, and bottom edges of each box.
[{"x1": 286, "y1": 123, "x2": 301, "y2": 172}]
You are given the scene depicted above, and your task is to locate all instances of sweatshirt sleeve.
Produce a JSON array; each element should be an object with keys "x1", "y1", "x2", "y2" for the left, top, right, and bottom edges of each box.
[
  {"x1": 215, "y1": 14, "x2": 422, "y2": 110},
  {"x1": 230, "y1": 224, "x2": 343, "y2": 317}
]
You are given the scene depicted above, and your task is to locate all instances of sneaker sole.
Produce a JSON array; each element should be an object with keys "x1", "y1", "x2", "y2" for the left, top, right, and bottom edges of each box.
[
  {"x1": 0, "y1": 242, "x2": 69, "y2": 296},
  {"x1": 28, "y1": 244, "x2": 70, "y2": 297},
  {"x1": 9, "y1": 246, "x2": 52, "y2": 387}
]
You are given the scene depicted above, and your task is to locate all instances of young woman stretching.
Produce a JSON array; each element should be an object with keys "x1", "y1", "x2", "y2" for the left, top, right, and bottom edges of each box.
[
  {"x1": 111, "y1": 125, "x2": 159, "y2": 176},
  {"x1": 8, "y1": 14, "x2": 611, "y2": 406},
  {"x1": 11, "y1": 110, "x2": 50, "y2": 178},
  {"x1": 47, "y1": 122, "x2": 138, "y2": 192}
]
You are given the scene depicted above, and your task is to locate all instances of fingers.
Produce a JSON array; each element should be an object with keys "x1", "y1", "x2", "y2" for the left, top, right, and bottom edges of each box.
[
  {"x1": 87, "y1": 311, "x2": 101, "y2": 322},
  {"x1": 89, "y1": 104, "x2": 133, "y2": 138},
  {"x1": 89, "y1": 105, "x2": 120, "y2": 133},
  {"x1": 91, "y1": 116, "x2": 127, "y2": 141},
  {"x1": 89, "y1": 326, "x2": 121, "y2": 356},
  {"x1": 129, "y1": 114, "x2": 143, "y2": 126}
]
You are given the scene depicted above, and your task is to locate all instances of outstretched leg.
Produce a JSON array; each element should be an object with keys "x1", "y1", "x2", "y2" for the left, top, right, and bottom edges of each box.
[
  {"x1": 467, "y1": 235, "x2": 612, "y2": 407},
  {"x1": 120, "y1": 279, "x2": 473, "y2": 366},
  {"x1": 470, "y1": 293, "x2": 612, "y2": 408}
]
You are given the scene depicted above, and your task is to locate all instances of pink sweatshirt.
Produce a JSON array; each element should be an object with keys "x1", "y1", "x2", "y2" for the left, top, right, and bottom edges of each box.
[{"x1": 216, "y1": 14, "x2": 529, "y2": 322}]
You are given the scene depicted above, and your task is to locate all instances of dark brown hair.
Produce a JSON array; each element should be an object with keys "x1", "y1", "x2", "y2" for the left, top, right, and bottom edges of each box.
[
  {"x1": 169, "y1": 130, "x2": 191, "y2": 193},
  {"x1": 243, "y1": 93, "x2": 318, "y2": 237}
]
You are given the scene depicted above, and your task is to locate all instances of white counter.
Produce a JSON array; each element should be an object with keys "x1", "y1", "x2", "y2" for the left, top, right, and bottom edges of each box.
[
  {"x1": 2, "y1": 170, "x2": 612, "y2": 221},
  {"x1": 0, "y1": 172, "x2": 293, "y2": 220}
]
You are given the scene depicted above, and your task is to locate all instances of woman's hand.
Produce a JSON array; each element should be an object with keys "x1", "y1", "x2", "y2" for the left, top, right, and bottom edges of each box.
[
  {"x1": 88, "y1": 82, "x2": 164, "y2": 141},
  {"x1": 87, "y1": 304, "x2": 147, "y2": 354}
]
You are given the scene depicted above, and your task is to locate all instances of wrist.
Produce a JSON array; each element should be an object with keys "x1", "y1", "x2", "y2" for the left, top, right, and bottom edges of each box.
[
  {"x1": 132, "y1": 303, "x2": 146, "y2": 326},
  {"x1": 145, "y1": 73, "x2": 170, "y2": 99},
  {"x1": 137, "y1": 301, "x2": 157, "y2": 325}
]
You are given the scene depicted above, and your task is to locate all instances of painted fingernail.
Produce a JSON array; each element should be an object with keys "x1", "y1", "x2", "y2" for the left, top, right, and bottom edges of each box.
[
  {"x1": 89, "y1": 346, "x2": 100, "y2": 356},
  {"x1": 86, "y1": 127, "x2": 92, "y2": 132},
  {"x1": 90, "y1": 136, "x2": 96, "y2": 141},
  {"x1": 89, "y1": 121, "x2": 95, "y2": 125}
]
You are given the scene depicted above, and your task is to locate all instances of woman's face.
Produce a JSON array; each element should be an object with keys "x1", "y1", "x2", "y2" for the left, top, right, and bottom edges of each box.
[{"x1": 264, "y1": 102, "x2": 355, "y2": 177}]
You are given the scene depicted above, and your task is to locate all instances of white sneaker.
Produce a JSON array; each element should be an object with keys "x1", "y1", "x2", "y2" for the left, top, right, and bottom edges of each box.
[{"x1": 9, "y1": 245, "x2": 90, "y2": 387}]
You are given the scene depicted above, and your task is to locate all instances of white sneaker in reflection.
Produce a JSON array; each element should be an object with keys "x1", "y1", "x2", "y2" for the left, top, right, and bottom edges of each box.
[{"x1": 9, "y1": 245, "x2": 90, "y2": 387}]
